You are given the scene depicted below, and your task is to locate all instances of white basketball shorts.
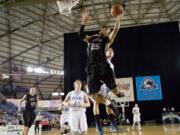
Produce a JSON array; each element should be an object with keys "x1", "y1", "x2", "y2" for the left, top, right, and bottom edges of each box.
[{"x1": 69, "y1": 110, "x2": 88, "y2": 133}]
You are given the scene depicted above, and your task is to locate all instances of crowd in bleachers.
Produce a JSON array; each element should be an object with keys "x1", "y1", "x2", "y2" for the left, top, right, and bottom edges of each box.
[
  {"x1": 0, "y1": 102, "x2": 19, "y2": 126},
  {"x1": 0, "y1": 102, "x2": 60, "y2": 129}
]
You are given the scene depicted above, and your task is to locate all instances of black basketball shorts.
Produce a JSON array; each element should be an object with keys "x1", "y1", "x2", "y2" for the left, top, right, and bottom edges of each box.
[
  {"x1": 23, "y1": 110, "x2": 36, "y2": 128},
  {"x1": 87, "y1": 61, "x2": 117, "y2": 94}
]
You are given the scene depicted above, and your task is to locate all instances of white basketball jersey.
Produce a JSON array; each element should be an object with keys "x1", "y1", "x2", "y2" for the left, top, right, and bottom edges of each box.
[
  {"x1": 99, "y1": 84, "x2": 110, "y2": 98},
  {"x1": 68, "y1": 90, "x2": 86, "y2": 112},
  {"x1": 133, "y1": 107, "x2": 140, "y2": 116}
]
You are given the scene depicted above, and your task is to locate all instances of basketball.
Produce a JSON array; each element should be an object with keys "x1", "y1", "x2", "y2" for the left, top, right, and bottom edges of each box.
[{"x1": 111, "y1": 4, "x2": 123, "y2": 17}]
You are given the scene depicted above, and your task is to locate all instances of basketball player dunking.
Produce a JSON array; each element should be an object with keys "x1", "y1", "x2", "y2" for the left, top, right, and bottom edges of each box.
[
  {"x1": 19, "y1": 87, "x2": 39, "y2": 135},
  {"x1": 63, "y1": 80, "x2": 90, "y2": 135},
  {"x1": 79, "y1": 5, "x2": 124, "y2": 135}
]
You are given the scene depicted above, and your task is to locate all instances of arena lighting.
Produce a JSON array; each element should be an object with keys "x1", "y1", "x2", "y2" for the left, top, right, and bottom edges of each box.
[
  {"x1": 42, "y1": 71, "x2": 50, "y2": 74},
  {"x1": 34, "y1": 67, "x2": 44, "y2": 73},
  {"x1": 60, "y1": 71, "x2": 64, "y2": 75},
  {"x1": 60, "y1": 92, "x2": 65, "y2": 96},
  {"x1": 50, "y1": 70, "x2": 64, "y2": 75},
  {"x1": 1, "y1": 74, "x2": 9, "y2": 79},
  {"x1": 163, "y1": 108, "x2": 166, "y2": 112},
  {"x1": 26, "y1": 66, "x2": 33, "y2": 72},
  {"x1": 50, "y1": 69, "x2": 58, "y2": 74},
  {"x1": 26, "y1": 66, "x2": 62, "y2": 75},
  {"x1": 52, "y1": 92, "x2": 59, "y2": 96}
]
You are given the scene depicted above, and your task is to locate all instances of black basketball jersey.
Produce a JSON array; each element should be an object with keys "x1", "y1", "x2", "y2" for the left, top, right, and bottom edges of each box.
[
  {"x1": 25, "y1": 93, "x2": 37, "y2": 111},
  {"x1": 87, "y1": 35, "x2": 109, "y2": 65}
]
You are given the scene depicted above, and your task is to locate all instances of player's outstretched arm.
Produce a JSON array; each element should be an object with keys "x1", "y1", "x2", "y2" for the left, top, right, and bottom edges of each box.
[
  {"x1": 79, "y1": 9, "x2": 93, "y2": 43},
  {"x1": 132, "y1": 108, "x2": 135, "y2": 114},
  {"x1": 63, "y1": 93, "x2": 71, "y2": 107},
  {"x1": 139, "y1": 108, "x2": 141, "y2": 115},
  {"x1": 108, "y1": 10, "x2": 124, "y2": 47},
  {"x1": 19, "y1": 95, "x2": 26, "y2": 104},
  {"x1": 18, "y1": 95, "x2": 26, "y2": 111},
  {"x1": 36, "y1": 96, "x2": 39, "y2": 108},
  {"x1": 82, "y1": 93, "x2": 90, "y2": 108}
]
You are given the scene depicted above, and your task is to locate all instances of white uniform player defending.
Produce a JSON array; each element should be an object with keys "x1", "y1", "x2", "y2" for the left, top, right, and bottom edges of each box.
[
  {"x1": 63, "y1": 80, "x2": 90, "y2": 135},
  {"x1": 98, "y1": 48, "x2": 128, "y2": 132},
  {"x1": 132, "y1": 104, "x2": 141, "y2": 130},
  {"x1": 99, "y1": 58, "x2": 114, "y2": 98},
  {"x1": 99, "y1": 48, "x2": 128, "y2": 98}
]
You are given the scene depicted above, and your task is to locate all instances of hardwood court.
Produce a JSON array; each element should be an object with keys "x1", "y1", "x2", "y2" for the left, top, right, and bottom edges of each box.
[{"x1": 41, "y1": 124, "x2": 180, "y2": 135}]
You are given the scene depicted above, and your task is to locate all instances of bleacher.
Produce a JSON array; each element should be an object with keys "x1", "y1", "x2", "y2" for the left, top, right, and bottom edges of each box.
[
  {"x1": 0, "y1": 102, "x2": 18, "y2": 124},
  {"x1": 0, "y1": 102, "x2": 57, "y2": 125}
]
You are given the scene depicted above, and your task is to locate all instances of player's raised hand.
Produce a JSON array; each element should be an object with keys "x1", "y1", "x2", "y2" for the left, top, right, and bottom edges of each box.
[{"x1": 82, "y1": 9, "x2": 90, "y2": 25}]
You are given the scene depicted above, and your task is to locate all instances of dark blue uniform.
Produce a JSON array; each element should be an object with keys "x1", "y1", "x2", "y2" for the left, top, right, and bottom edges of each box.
[
  {"x1": 86, "y1": 35, "x2": 117, "y2": 94},
  {"x1": 23, "y1": 93, "x2": 37, "y2": 128}
]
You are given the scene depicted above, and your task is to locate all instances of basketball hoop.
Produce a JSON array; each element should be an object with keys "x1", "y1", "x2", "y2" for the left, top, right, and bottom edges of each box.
[
  {"x1": 120, "y1": 102, "x2": 125, "y2": 108},
  {"x1": 57, "y1": 0, "x2": 79, "y2": 16}
]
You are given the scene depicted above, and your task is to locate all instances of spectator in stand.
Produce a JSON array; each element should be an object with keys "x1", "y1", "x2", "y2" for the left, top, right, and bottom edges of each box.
[{"x1": 35, "y1": 112, "x2": 42, "y2": 134}]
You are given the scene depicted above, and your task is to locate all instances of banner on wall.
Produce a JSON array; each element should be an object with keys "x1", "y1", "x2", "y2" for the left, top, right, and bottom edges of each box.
[
  {"x1": 111, "y1": 77, "x2": 134, "y2": 102},
  {"x1": 135, "y1": 75, "x2": 163, "y2": 101}
]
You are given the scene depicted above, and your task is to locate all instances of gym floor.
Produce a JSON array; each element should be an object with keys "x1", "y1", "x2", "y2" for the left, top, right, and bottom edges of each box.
[{"x1": 41, "y1": 124, "x2": 180, "y2": 135}]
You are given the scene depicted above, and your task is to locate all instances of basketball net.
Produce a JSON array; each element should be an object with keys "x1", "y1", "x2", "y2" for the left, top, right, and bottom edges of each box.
[
  {"x1": 57, "y1": 0, "x2": 79, "y2": 16},
  {"x1": 120, "y1": 102, "x2": 125, "y2": 108}
]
